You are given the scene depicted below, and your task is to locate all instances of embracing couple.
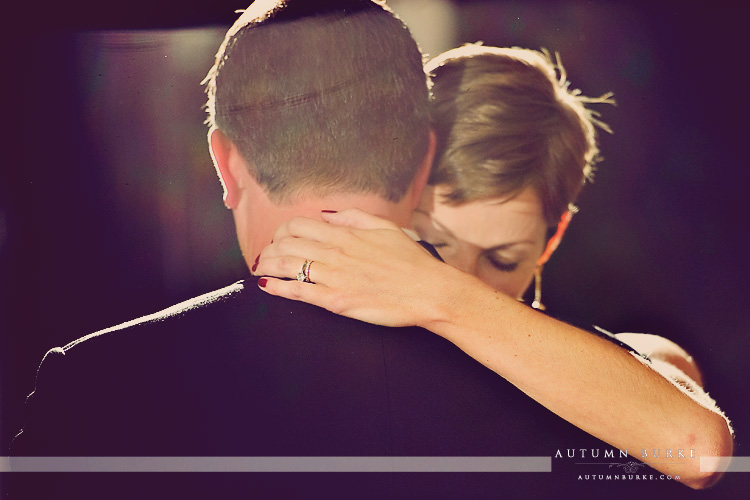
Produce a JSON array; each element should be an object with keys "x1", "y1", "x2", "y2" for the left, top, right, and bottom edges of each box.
[{"x1": 10, "y1": 1, "x2": 731, "y2": 499}]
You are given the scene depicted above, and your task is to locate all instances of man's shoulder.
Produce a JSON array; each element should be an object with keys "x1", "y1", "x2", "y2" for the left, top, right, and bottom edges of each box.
[
  {"x1": 14, "y1": 277, "x2": 404, "y2": 457},
  {"x1": 33, "y1": 274, "x2": 401, "y2": 405},
  {"x1": 62, "y1": 280, "x2": 249, "y2": 352},
  {"x1": 62, "y1": 277, "x2": 385, "y2": 358}
]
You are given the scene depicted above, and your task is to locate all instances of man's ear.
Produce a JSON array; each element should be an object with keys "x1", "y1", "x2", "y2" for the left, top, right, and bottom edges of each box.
[
  {"x1": 409, "y1": 129, "x2": 436, "y2": 210},
  {"x1": 208, "y1": 127, "x2": 243, "y2": 209}
]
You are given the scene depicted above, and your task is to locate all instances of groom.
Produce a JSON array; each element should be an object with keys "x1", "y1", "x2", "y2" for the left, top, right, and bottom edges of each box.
[{"x1": 10, "y1": 1, "x2": 635, "y2": 499}]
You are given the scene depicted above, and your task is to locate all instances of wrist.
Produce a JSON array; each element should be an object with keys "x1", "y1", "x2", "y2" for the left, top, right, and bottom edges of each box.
[{"x1": 417, "y1": 264, "x2": 483, "y2": 334}]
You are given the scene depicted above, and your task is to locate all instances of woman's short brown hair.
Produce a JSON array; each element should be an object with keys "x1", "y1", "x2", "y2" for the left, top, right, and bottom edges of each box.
[{"x1": 426, "y1": 44, "x2": 613, "y2": 226}]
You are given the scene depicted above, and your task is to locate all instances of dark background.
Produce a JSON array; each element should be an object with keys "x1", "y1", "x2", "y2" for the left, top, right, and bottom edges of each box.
[{"x1": 1, "y1": 1, "x2": 748, "y2": 497}]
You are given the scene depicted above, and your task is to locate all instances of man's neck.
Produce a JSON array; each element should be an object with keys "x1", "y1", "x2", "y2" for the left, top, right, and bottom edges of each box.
[
  {"x1": 235, "y1": 187, "x2": 415, "y2": 271},
  {"x1": 276, "y1": 192, "x2": 414, "y2": 229}
]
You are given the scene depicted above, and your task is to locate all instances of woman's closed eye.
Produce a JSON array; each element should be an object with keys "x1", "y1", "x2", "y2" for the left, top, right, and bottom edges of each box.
[{"x1": 486, "y1": 254, "x2": 519, "y2": 272}]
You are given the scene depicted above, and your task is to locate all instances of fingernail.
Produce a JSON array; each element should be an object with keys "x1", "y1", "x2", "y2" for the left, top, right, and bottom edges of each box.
[
  {"x1": 251, "y1": 255, "x2": 259, "y2": 272},
  {"x1": 321, "y1": 210, "x2": 338, "y2": 213},
  {"x1": 258, "y1": 278, "x2": 267, "y2": 288}
]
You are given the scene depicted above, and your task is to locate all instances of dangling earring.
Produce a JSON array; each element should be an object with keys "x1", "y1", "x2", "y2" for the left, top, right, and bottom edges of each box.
[{"x1": 531, "y1": 266, "x2": 546, "y2": 311}]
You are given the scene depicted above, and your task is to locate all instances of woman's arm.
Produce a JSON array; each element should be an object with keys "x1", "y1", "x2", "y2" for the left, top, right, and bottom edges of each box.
[
  {"x1": 423, "y1": 274, "x2": 733, "y2": 489},
  {"x1": 254, "y1": 209, "x2": 733, "y2": 489}
]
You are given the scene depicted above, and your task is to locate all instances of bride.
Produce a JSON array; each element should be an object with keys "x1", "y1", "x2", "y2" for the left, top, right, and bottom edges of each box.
[{"x1": 253, "y1": 45, "x2": 733, "y2": 489}]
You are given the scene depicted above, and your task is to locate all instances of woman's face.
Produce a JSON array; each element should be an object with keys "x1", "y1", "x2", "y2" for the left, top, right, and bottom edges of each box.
[{"x1": 413, "y1": 185, "x2": 549, "y2": 299}]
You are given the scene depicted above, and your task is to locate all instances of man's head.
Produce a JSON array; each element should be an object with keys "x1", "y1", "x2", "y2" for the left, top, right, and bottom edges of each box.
[{"x1": 204, "y1": 0, "x2": 433, "y2": 266}]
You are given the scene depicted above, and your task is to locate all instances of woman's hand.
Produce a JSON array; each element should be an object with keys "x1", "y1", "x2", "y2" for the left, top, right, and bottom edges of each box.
[{"x1": 252, "y1": 208, "x2": 459, "y2": 327}]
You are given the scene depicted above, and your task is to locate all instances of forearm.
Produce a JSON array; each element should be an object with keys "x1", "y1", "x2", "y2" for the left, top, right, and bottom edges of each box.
[{"x1": 420, "y1": 269, "x2": 733, "y2": 489}]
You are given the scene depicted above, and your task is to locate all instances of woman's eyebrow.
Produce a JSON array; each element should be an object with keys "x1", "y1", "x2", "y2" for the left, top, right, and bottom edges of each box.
[
  {"x1": 414, "y1": 209, "x2": 535, "y2": 254},
  {"x1": 417, "y1": 210, "x2": 536, "y2": 252},
  {"x1": 485, "y1": 240, "x2": 536, "y2": 253}
]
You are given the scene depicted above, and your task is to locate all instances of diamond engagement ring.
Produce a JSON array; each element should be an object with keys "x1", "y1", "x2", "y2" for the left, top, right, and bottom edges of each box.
[{"x1": 296, "y1": 260, "x2": 313, "y2": 283}]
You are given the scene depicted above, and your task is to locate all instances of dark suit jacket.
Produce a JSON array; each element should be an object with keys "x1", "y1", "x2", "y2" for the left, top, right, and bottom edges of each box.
[{"x1": 8, "y1": 277, "x2": 681, "y2": 499}]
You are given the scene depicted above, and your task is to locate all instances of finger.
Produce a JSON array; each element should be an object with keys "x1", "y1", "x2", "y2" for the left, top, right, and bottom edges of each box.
[
  {"x1": 258, "y1": 234, "x2": 330, "y2": 261},
  {"x1": 256, "y1": 255, "x2": 332, "y2": 285},
  {"x1": 257, "y1": 276, "x2": 335, "y2": 310},
  {"x1": 320, "y1": 208, "x2": 399, "y2": 231},
  {"x1": 273, "y1": 216, "x2": 346, "y2": 245}
]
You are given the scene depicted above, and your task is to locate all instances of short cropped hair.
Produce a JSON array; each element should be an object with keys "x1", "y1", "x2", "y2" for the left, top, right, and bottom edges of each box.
[
  {"x1": 426, "y1": 44, "x2": 613, "y2": 226},
  {"x1": 204, "y1": 0, "x2": 431, "y2": 204}
]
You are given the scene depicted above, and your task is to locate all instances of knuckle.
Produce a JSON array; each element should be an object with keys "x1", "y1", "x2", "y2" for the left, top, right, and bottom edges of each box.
[
  {"x1": 259, "y1": 244, "x2": 273, "y2": 260},
  {"x1": 326, "y1": 266, "x2": 341, "y2": 283},
  {"x1": 278, "y1": 256, "x2": 295, "y2": 272},
  {"x1": 288, "y1": 283, "x2": 304, "y2": 300},
  {"x1": 327, "y1": 294, "x2": 344, "y2": 315},
  {"x1": 273, "y1": 221, "x2": 289, "y2": 239},
  {"x1": 287, "y1": 217, "x2": 305, "y2": 235},
  {"x1": 326, "y1": 291, "x2": 350, "y2": 316},
  {"x1": 326, "y1": 226, "x2": 348, "y2": 244},
  {"x1": 324, "y1": 247, "x2": 343, "y2": 266},
  {"x1": 275, "y1": 237, "x2": 292, "y2": 254}
]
